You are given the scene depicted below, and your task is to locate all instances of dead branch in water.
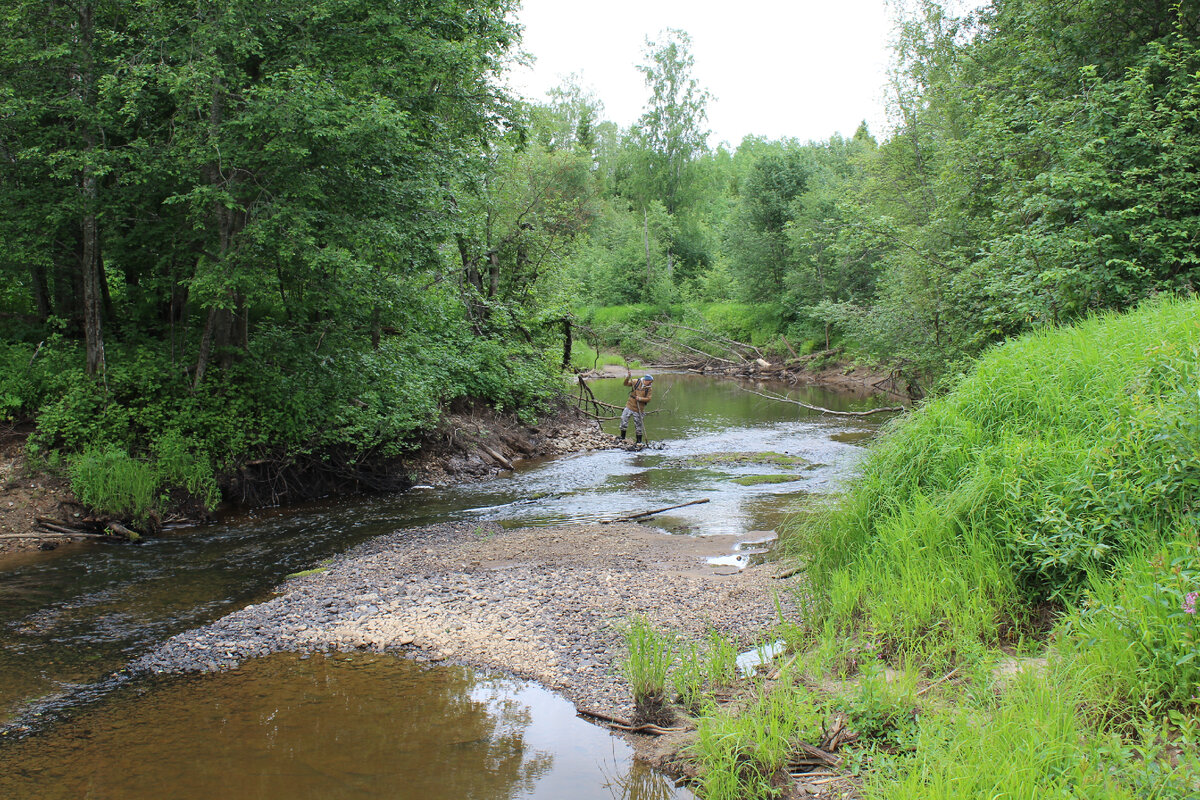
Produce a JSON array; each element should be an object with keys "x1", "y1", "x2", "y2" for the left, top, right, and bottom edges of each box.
[
  {"x1": 603, "y1": 498, "x2": 710, "y2": 524},
  {"x1": 741, "y1": 387, "x2": 905, "y2": 417}
]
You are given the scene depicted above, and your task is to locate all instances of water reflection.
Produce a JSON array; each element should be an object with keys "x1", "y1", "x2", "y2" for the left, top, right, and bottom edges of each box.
[{"x1": 0, "y1": 652, "x2": 692, "y2": 800}]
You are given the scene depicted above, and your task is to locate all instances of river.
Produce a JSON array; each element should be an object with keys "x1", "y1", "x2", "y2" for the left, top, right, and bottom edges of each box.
[{"x1": 0, "y1": 373, "x2": 888, "y2": 799}]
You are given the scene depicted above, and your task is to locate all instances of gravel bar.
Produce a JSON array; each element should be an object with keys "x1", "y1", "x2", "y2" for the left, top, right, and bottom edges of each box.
[{"x1": 132, "y1": 521, "x2": 791, "y2": 719}]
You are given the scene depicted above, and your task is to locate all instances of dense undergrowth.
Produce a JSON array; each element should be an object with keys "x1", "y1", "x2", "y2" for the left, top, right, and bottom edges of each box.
[
  {"x1": 674, "y1": 295, "x2": 1200, "y2": 798},
  {"x1": 1, "y1": 327, "x2": 560, "y2": 524}
]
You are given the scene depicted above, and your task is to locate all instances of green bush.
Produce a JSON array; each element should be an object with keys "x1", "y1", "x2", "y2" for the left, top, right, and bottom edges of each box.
[{"x1": 22, "y1": 317, "x2": 563, "y2": 520}]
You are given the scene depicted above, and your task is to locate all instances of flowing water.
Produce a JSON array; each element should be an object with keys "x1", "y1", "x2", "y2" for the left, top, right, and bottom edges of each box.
[{"x1": 0, "y1": 374, "x2": 889, "y2": 798}]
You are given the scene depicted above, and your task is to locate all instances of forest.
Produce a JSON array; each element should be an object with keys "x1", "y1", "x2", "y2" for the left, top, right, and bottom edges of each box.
[{"x1": 1, "y1": 0, "x2": 1197, "y2": 519}]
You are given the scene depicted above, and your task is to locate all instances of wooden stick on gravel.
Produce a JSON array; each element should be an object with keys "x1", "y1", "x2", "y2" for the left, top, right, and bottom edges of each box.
[
  {"x1": 575, "y1": 707, "x2": 633, "y2": 727},
  {"x1": 602, "y1": 498, "x2": 710, "y2": 524}
]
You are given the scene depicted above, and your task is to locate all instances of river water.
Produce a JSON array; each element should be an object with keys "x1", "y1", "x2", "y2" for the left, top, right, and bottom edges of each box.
[{"x1": 0, "y1": 374, "x2": 887, "y2": 799}]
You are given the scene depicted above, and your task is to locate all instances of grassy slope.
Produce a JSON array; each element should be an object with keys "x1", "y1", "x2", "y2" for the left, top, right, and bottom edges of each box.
[{"x1": 687, "y1": 295, "x2": 1200, "y2": 799}]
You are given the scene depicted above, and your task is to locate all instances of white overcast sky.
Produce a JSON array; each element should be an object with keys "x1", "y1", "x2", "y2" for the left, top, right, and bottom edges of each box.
[{"x1": 506, "y1": 0, "x2": 898, "y2": 149}]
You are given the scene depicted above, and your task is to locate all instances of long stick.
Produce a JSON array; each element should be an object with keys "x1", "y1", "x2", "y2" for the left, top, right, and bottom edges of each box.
[
  {"x1": 741, "y1": 387, "x2": 905, "y2": 417},
  {"x1": 602, "y1": 498, "x2": 710, "y2": 524},
  {"x1": 1, "y1": 531, "x2": 112, "y2": 540}
]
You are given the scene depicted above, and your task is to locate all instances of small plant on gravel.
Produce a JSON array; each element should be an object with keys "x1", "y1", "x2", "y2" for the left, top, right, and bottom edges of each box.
[
  {"x1": 673, "y1": 640, "x2": 707, "y2": 713},
  {"x1": 705, "y1": 629, "x2": 739, "y2": 687},
  {"x1": 622, "y1": 616, "x2": 676, "y2": 724}
]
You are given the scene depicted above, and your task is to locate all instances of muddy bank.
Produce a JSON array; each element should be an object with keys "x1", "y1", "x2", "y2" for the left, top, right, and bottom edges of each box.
[
  {"x1": 133, "y1": 520, "x2": 790, "y2": 724},
  {"x1": 0, "y1": 401, "x2": 614, "y2": 556},
  {"x1": 0, "y1": 425, "x2": 87, "y2": 556}
]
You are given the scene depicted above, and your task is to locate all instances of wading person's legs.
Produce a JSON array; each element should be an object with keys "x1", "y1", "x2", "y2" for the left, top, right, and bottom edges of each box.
[{"x1": 619, "y1": 406, "x2": 634, "y2": 439}]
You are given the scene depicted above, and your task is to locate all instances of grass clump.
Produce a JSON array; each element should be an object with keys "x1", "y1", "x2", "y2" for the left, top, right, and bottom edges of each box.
[
  {"x1": 69, "y1": 446, "x2": 159, "y2": 522},
  {"x1": 731, "y1": 475, "x2": 805, "y2": 487},
  {"x1": 622, "y1": 616, "x2": 676, "y2": 723}
]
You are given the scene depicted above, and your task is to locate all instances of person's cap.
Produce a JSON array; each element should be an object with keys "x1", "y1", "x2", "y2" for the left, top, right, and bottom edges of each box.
[{"x1": 643, "y1": 375, "x2": 653, "y2": 381}]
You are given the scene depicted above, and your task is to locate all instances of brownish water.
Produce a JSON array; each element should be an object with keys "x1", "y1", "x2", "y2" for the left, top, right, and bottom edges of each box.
[
  {"x1": 0, "y1": 374, "x2": 887, "y2": 798},
  {"x1": 0, "y1": 651, "x2": 687, "y2": 800}
]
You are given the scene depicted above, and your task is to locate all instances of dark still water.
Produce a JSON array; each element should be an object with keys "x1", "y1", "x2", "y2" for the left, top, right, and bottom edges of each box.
[{"x1": 0, "y1": 373, "x2": 889, "y2": 798}]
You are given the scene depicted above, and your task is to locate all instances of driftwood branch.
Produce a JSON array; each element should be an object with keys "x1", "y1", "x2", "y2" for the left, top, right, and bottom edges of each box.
[
  {"x1": 651, "y1": 321, "x2": 761, "y2": 361},
  {"x1": 576, "y1": 707, "x2": 632, "y2": 726},
  {"x1": 105, "y1": 522, "x2": 140, "y2": 540},
  {"x1": 602, "y1": 498, "x2": 710, "y2": 524},
  {"x1": 3, "y1": 530, "x2": 113, "y2": 540},
  {"x1": 571, "y1": 406, "x2": 621, "y2": 422},
  {"x1": 478, "y1": 443, "x2": 513, "y2": 471},
  {"x1": 575, "y1": 707, "x2": 686, "y2": 735},
  {"x1": 792, "y1": 742, "x2": 842, "y2": 767},
  {"x1": 610, "y1": 722, "x2": 688, "y2": 735},
  {"x1": 741, "y1": 387, "x2": 905, "y2": 417}
]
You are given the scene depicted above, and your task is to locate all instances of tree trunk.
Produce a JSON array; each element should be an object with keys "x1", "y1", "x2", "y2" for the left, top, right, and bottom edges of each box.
[
  {"x1": 487, "y1": 250, "x2": 500, "y2": 299},
  {"x1": 561, "y1": 318, "x2": 572, "y2": 371},
  {"x1": 80, "y1": 204, "x2": 106, "y2": 376},
  {"x1": 643, "y1": 206, "x2": 652, "y2": 288},
  {"x1": 75, "y1": 3, "x2": 105, "y2": 377},
  {"x1": 29, "y1": 263, "x2": 50, "y2": 322}
]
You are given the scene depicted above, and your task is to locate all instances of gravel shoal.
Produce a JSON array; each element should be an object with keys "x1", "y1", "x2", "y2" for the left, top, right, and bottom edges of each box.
[{"x1": 132, "y1": 521, "x2": 790, "y2": 719}]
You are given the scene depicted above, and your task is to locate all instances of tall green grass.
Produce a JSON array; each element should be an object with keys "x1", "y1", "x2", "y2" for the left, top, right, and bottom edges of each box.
[
  {"x1": 691, "y1": 679, "x2": 823, "y2": 800},
  {"x1": 688, "y1": 296, "x2": 1200, "y2": 800},
  {"x1": 793, "y1": 296, "x2": 1200, "y2": 665},
  {"x1": 622, "y1": 616, "x2": 676, "y2": 722}
]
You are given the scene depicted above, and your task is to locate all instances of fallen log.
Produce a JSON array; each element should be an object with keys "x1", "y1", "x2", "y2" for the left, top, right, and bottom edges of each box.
[
  {"x1": 35, "y1": 516, "x2": 78, "y2": 529},
  {"x1": 602, "y1": 498, "x2": 710, "y2": 524},
  {"x1": 2, "y1": 530, "x2": 112, "y2": 540},
  {"x1": 792, "y1": 742, "x2": 841, "y2": 768},
  {"x1": 576, "y1": 707, "x2": 632, "y2": 726},
  {"x1": 105, "y1": 521, "x2": 141, "y2": 540},
  {"x1": 478, "y1": 443, "x2": 514, "y2": 471},
  {"x1": 741, "y1": 387, "x2": 905, "y2": 417},
  {"x1": 36, "y1": 520, "x2": 87, "y2": 535}
]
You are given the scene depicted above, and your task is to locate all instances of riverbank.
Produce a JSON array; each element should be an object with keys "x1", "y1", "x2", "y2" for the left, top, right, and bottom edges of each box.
[
  {"x1": 133, "y1": 520, "x2": 786, "y2": 715},
  {"x1": 0, "y1": 402, "x2": 616, "y2": 556}
]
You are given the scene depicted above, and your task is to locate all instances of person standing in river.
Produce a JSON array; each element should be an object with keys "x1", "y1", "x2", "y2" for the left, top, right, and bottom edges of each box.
[{"x1": 619, "y1": 371, "x2": 653, "y2": 446}]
